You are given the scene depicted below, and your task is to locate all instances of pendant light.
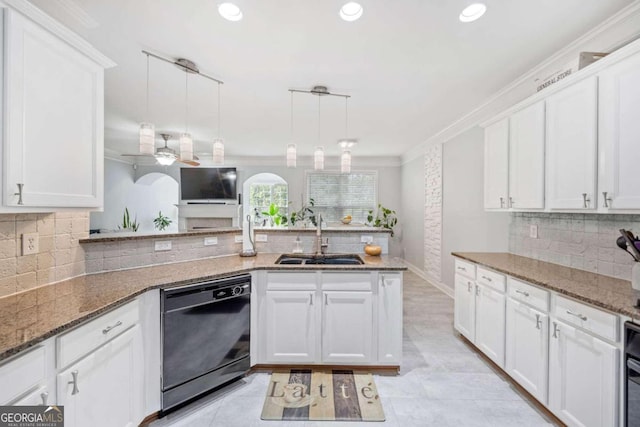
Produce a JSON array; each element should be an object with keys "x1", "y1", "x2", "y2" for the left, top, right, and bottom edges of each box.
[
  {"x1": 212, "y1": 82, "x2": 225, "y2": 165},
  {"x1": 314, "y1": 94, "x2": 324, "y2": 170},
  {"x1": 139, "y1": 53, "x2": 155, "y2": 155},
  {"x1": 179, "y1": 70, "x2": 193, "y2": 162},
  {"x1": 286, "y1": 91, "x2": 296, "y2": 168},
  {"x1": 338, "y1": 97, "x2": 357, "y2": 173}
]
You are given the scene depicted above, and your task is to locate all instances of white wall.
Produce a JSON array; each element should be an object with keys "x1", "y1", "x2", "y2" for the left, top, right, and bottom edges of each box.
[
  {"x1": 400, "y1": 154, "x2": 425, "y2": 270},
  {"x1": 441, "y1": 127, "x2": 510, "y2": 290}
]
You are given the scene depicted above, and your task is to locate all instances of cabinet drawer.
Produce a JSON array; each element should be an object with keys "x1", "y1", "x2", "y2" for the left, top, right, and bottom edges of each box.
[
  {"x1": 322, "y1": 272, "x2": 372, "y2": 291},
  {"x1": 477, "y1": 267, "x2": 506, "y2": 293},
  {"x1": 553, "y1": 295, "x2": 618, "y2": 342},
  {"x1": 266, "y1": 272, "x2": 317, "y2": 290},
  {"x1": 0, "y1": 345, "x2": 46, "y2": 404},
  {"x1": 454, "y1": 259, "x2": 476, "y2": 280},
  {"x1": 11, "y1": 386, "x2": 49, "y2": 406},
  {"x1": 508, "y1": 278, "x2": 549, "y2": 312},
  {"x1": 57, "y1": 299, "x2": 139, "y2": 369}
]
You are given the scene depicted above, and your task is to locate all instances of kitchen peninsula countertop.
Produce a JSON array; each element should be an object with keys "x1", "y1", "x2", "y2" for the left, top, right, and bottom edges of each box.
[
  {"x1": 0, "y1": 253, "x2": 405, "y2": 361},
  {"x1": 453, "y1": 252, "x2": 640, "y2": 320}
]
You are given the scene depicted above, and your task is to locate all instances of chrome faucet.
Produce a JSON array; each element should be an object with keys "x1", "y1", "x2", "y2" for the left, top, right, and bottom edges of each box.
[{"x1": 315, "y1": 214, "x2": 323, "y2": 255}]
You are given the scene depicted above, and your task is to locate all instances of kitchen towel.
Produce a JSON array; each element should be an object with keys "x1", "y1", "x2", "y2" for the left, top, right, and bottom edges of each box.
[{"x1": 261, "y1": 369, "x2": 385, "y2": 422}]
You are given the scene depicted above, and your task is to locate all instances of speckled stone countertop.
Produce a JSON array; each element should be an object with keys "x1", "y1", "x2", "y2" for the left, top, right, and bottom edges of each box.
[
  {"x1": 0, "y1": 253, "x2": 405, "y2": 361},
  {"x1": 453, "y1": 252, "x2": 640, "y2": 320}
]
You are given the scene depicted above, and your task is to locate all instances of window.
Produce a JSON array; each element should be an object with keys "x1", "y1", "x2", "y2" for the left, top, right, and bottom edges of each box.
[
  {"x1": 306, "y1": 171, "x2": 377, "y2": 222},
  {"x1": 249, "y1": 183, "x2": 288, "y2": 216}
]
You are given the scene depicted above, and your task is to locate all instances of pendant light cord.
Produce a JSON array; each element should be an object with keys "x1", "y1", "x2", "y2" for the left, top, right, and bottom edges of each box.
[
  {"x1": 184, "y1": 71, "x2": 189, "y2": 132},
  {"x1": 290, "y1": 91, "x2": 294, "y2": 142},
  {"x1": 317, "y1": 95, "x2": 321, "y2": 144},
  {"x1": 345, "y1": 96, "x2": 348, "y2": 138},
  {"x1": 145, "y1": 54, "x2": 150, "y2": 121},
  {"x1": 217, "y1": 82, "x2": 221, "y2": 138}
]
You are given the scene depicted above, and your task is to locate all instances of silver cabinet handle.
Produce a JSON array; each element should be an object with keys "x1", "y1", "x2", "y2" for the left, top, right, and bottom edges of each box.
[
  {"x1": 69, "y1": 370, "x2": 79, "y2": 395},
  {"x1": 456, "y1": 266, "x2": 466, "y2": 272},
  {"x1": 467, "y1": 281, "x2": 473, "y2": 292},
  {"x1": 535, "y1": 314, "x2": 542, "y2": 330},
  {"x1": 40, "y1": 391, "x2": 48, "y2": 406},
  {"x1": 481, "y1": 275, "x2": 492, "y2": 282},
  {"x1": 14, "y1": 183, "x2": 24, "y2": 205},
  {"x1": 499, "y1": 197, "x2": 505, "y2": 208},
  {"x1": 475, "y1": 285, "x2": 480, "y2": 296},
  {"x1": 552, "y1": 322, "x2": 560, "y2": 339},
  {"x1": 102, "y1": 320, "x2": 123, "y2": 335},
  {"x1": 309, "y1": 293, "x2": 313, "y2": 305},
  {"x1": 515, "y1": 289, "x2": 530, "y2": 297},
  {"x1": 582, "y1": 193, "x2": 591, "y2": 208},
  {"x1": 509, "y1": 197, "x2": 514, "y2": 208},
  {"x1": 602, "y1": 192, "x2": 612, "y2": 208},
  {"x1": 380, "y1": 274, "x2": 386, "y2": 286},
  {"x1": 325, "y1": 294, "x2": 328, "y2": 305},
  {"x1": 566, "y1": 310, "x2": 587, "y2": 321}
]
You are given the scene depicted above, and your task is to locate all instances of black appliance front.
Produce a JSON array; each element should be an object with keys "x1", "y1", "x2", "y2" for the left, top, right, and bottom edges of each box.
[
  {"x1": 161, "y1": 275, "x2": 251, "y2": 412},
  {"x1": 625, "y1": 321, "x2": 640, "y2": 427}
]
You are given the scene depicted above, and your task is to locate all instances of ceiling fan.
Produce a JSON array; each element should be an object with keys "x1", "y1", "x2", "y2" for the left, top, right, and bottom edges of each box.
[{"x1": 123, "y1": 133, "x2": 200, "y2": 166}]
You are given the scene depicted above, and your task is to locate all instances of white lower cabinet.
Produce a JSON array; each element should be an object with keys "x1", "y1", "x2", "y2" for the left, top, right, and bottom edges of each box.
[
  {"x1": 454, "y1": 274, "x2": 476, "y2": 342},
  {"x1": 474, "y1": 282, "x2": 506, "y2": 368},
  {"x1": 505, "y1": 299, "x2": 549, "y2": 403},
  {"x1": 57, "y1": 325, "x2": 144, "y2": 427},
  {"x1": 322, "y1": 291, "x2": 373, "y2": 363},
  {"x1": 264, "y1": 290, "x2": 317, "y2": 363},
  {"x1": 548, "y1": 319, "x2": 618, "y2": 427},
  {"x1": 378, "y1": 273, "x2": 403, "y2": 363}
]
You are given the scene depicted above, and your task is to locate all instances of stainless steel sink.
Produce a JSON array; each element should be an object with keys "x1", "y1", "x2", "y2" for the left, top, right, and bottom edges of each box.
[{"x1": 275, "y1": 254, "x2": 364, "y2": 265}]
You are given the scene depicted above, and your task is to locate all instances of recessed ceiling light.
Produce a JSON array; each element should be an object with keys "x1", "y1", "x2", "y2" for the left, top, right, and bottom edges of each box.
[
  {"x1": 340, "y1": 2, "x2": 363, "y2": 22},
  {"x1": 459, "y1": 3, "x2": 486, "y2": 23},
  {"x1": 218, "y1": 3, "x2": 243, "y2": 21}
]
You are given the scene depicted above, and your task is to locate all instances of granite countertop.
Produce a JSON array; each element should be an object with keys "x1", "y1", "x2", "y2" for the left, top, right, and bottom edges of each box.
[
  {"x1": 0, "y1": 253, "x2": 405, "y2": 361},
  {"x1": 453, "y1": 252, "x2": 640, "y2": 320}
]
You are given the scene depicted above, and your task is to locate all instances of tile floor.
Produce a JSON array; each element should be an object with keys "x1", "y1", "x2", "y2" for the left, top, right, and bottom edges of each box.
[{"x1": 151, "y1": 271, "x2": 558, "y2": 427}]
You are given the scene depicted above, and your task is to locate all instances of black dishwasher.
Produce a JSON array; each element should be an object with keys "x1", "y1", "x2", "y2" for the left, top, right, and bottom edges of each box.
[
  {"x1": 625, "y1": 321, "x2": 640, "y2": 426},
  {"x1": 161, "y1": 274, "x2": 251, "y2": 412}
]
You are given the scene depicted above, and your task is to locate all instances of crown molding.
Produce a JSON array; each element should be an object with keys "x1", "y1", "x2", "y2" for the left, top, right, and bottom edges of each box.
[{"x1": 401, "y1": 0, "x2": 640, "y2": 165}]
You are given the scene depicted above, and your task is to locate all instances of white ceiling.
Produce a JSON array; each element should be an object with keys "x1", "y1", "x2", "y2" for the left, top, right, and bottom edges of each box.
[{"x1": 31, "y1": 0, "x2": 635, "y2": 160}]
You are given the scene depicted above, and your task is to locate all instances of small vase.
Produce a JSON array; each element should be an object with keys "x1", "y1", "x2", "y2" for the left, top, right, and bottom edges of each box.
[{"x1": 633, "y1": 263, "x2": 640, "y2": 291}]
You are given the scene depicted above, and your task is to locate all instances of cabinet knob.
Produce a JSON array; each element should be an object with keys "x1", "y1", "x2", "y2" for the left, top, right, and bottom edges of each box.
[
  {"x1": 566, "y1": 310, "x2": 587, "y2": 321},
  {"x1": 102, "y1": 320, "x2": 123, "y2": 335},
  {"x1": 499, "y1": 197, "x2": 505, "y2": 208},
  {"x1": 515, "y1": 289, "x2": 529, "y2": 297},
  {"x1": 475, "y1": 285, "x2": 480, "y2": 297},
  {"x1": 40, "y1": 391, "x2": 48, "y2": 406},
  {"x1": 602, "y1": 192, "x2": 612, "y2": 208},
  {"x1": 552, "y1": 322, "x2": 560, "y2": 339},
  {"x1": 535, "y1": 314, "x2": 542, "y2": 330},
  {"x1": 69, "y1": 370, "x2": 80, "y2": 395},
  {"x1": 467, "y1": 281, "x2": 472, "y2": 292},
  {"x1": 325, "y1": 294, "x2": 328, "y2": 305},
  {"x1": 309, "y1": 293, "x2": 313, "y2": 305},
  {"x1": 481, "y1": 275, "x2": 492, "y2": 282},
  {"x1": 14, "y1": 183, "x2": 24, "y2": 205},
  {"x1": 509, "y1": 197, "x2": 514, "y2": 208},
  {"x1": 582, "y1": 193, "x2": 591, "y2": 208}
]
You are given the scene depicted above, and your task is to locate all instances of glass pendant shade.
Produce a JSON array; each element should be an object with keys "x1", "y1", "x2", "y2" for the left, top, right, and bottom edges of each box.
[
  {"x1": 156, "y1": 154, "x2": 176, "y2": 166},
  {"x1": 139, "y1": 123, "x2": 155, "y2": 155},
  {"x1": 179, "y1": 133, "x2": 193, "y2": 161},
  {"x1": 213, "y1": 139, "x2": 225, "y2": 164},
  {"x1": 314, "y1": 146, "x2": 325, "y2": 170},
  {"x1": 286, "y1": 144, "x2": 297, "y2": 168},
  {"x1": 341, "y1": 150, "x2": 352, "y2": 174}
]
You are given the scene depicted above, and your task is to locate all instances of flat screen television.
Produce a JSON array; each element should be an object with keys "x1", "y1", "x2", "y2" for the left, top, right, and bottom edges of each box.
[{"x1": 180, "y1": 167, "x2": 237, "y2": 201}]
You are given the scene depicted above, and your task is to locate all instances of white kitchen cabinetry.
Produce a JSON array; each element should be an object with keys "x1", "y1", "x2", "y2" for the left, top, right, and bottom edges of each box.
[
  {"x1": 0, "y1": 341, "x2": 55, "y2": 405},
  {"x1": 1, "y1": 3, "x2": 114, "y2": 210},
  {"x1": 509, "y1": 101, "x2": 545, "y2": 210},
  {"x1": 474, "y1": 282, "x2": 506, "y2": 367},
  {"x1": 264, "y1": 290, "x2": 317, "y2": 363},
  {"x1": 545, "y1": 77, "x2": 598, "y2": 210},
  {"x1": 454, "y1": 274, "x2": 476, "y2": 342},
  {"x1": 505, "y1": 299, "x2": 549, "y2": 404},
  {"x1": 548, "y1": 319, "x2": 618, "y2": 427},
  {"x1": 378, "y1": 273, "x2": 403, "y2": 363},
  {"x1": 322, "y1": 291, "x2": 373, "y2": 363},
  {"x1": 598, "y1": 51, "x2": 640, "y2": 211},
  {"x1": 484, "y1": 118, "x2": 509, "y2": 209},
  {"x1": 57, "y1": 326, "x2": 144, "y2": 427}
]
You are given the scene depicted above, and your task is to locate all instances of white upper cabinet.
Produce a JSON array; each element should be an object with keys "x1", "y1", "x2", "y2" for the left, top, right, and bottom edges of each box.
[
  {"x1": 484, "y1": 118, "x2": 509, "y2": 210},
  {"x1": 2, "y1": 5, "x2": 114, "y2": 210},
  {"x1": 509, "y1": 101, "x2": 545, "y2": 210},
  {"x1": 545, "y1": 76, "x2": 598, "y2": 210},
  {"x1": 598, "y1": 51, "x2": 640, "y2": 211}
]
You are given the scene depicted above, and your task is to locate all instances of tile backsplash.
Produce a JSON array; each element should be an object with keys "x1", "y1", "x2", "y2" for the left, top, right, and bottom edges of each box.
[
  {"x1": 509, "y1": 213, "x2": 640, "y2": 281},
  {"x1": 0, "y1": 212, "x2": 89, "y2": 297}
]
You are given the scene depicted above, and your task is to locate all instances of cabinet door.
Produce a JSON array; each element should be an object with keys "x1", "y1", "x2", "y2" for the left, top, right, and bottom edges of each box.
[
  {"x1": 509, "y1": 101, "x2": 545, "y2": 209},
  {"x1": 57, "y1": 326, "x2": 144, "y2": 427},
  {"x1": 4, "y1": 9, "x2": 104, "y2": 208},
  {"x1": 264, "y1": 291, "x2": 317, "y2": 363},
  {"x1": 454, "y1": 274, "x2": 476, "y2": 342},
  {"x1": 505, "y1": 299, "x2": 549, "y2": 404},
  {"x1": 378, "y1": 273, "x2": 402, "y2": 364},
  {"x1": 546, "y1": 77, "x2": 598, "y2": 210},
  {"x1": 475, "y1": 283, "x2": 506, "y2": 367},
  {"x1": 598, "y1": 52, "x2": 640, "y2": 210},
  {"x1": 548, "y1": 320, "x2": 618, "y2": 427},
  {"x1": 484, "y1": 118, "x2": 509, "y2": 209},
  {"x1": 322, "y1": 291, "x2": 373, "y2": 364}
]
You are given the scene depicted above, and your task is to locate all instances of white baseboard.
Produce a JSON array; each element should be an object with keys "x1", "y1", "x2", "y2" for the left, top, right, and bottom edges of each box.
[{"x1": 403, "y1": 260, "x2": 454, "y2": 299}]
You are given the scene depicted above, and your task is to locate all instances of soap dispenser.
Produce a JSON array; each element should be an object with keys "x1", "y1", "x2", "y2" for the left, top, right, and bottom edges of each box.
[{"x1": 292, "y1": 235, "x2": 303, "y2": 253}]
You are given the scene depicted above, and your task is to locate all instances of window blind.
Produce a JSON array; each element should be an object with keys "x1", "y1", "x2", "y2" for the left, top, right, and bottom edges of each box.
[{"x1": 306, "y1": 171, "x2": 377, "y2": 222}]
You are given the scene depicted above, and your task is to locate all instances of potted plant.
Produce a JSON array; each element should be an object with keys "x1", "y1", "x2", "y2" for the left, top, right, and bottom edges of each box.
[
  {"x1": 153, "y1": 211, "x2": 172, "y2": 231},
  {"x1": 118, "y1": 207, "x2": 139, "y2": 232},
  {"x1": 289, "y1": 198, "x2": 317, "y2": 227},
  {"x1": 366, "y1": 203, "x2": 398, "y2": 237},
  {"x1": 261, "y1": 203, "x2": 287, "y2": 227}
]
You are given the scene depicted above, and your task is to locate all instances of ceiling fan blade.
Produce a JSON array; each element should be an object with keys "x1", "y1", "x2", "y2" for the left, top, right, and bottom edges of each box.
[{"x1": 178, "y1": 159, "x2": 200, "y2": 166}]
